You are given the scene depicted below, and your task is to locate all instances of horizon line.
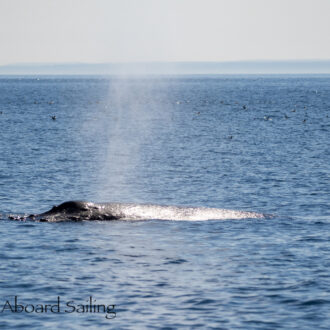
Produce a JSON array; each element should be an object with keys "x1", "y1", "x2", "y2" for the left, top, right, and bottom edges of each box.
[{"x1": 1, "y1": 60, "x2": 330, "y2": 75}]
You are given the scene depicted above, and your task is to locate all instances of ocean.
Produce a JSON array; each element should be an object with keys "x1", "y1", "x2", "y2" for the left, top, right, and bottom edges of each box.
[{"x1": 0, "y1": 75, "x2": 329, "y2": 329}]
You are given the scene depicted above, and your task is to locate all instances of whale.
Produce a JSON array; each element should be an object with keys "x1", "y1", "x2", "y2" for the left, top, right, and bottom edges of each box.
[{"x1": 22, "y1": 201, "x2": 267, "y2": 222}]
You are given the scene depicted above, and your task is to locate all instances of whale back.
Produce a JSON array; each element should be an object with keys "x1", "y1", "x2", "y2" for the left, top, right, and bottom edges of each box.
[
  {"x1": 45, "y1": 201, "x2": 89, "y2": 214},
  {"x1": 34, "y1": 201, "x2": 119, "y2": 222},
  {"x1": 28, "y1": 201, "x2": 267, "y2": 222}
]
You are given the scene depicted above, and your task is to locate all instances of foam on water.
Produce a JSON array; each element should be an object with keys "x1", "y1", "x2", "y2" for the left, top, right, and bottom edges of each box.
[{"x1": 106, "y1": 203, "x2": 266, "y2": 221}]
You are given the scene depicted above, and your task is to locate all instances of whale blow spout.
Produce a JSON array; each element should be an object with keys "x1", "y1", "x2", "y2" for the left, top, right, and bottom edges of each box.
[{"x1": 25, "y1": 201, "x2": 268, "y2": 222}]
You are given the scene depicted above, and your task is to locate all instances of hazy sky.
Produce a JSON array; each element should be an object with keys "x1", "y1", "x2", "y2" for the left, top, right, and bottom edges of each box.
[{"x1": 0, "y1": 0, "x2": 330, "y2": 65}]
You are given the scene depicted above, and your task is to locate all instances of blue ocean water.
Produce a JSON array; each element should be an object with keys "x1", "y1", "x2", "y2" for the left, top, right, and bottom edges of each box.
[{"x1": 0, "y1": 75, "x2": 329, "y2": 329}]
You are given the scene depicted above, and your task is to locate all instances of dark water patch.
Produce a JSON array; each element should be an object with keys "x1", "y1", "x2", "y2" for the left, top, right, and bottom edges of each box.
[
  {"x1": 0, "y1": 253, "x2": 28, "y2": 260},
  {"x1": 163, "y1": 258, "x2": 188, "y2": 265},
  {"x1": 64, "y1": 238, "x2": 80, "y2": 243},
  {"x1": 154, "y1": 282, "x2": 168, "y2": 288},
  {"x1": 313, "y1": 221, "x2": 327, "y2": 225},
  {"x1": 75, "y1": 275, "x2": 98, "y2": 281},
  {"x1": 299, "y1": 299, "x2": 330, "y2": 306},
  {"x1": 123, "y1": 254, "x2": 148, "y2": 258},
  {"x1": 242, "y1": 320, "x2": 280, "y2": 328},
  {"x1": 297, "y1": 236, "x2": 326, "y2": 242},
  {"x1": 191, "y1": 298, "x2": 216, "y2": 306},
  {"x1": 3, "y1": 282, "x2": 35, "y2": 289},
  {"x1": 91, "y1": 257, "x2": 109, "y2": 263},
  {"x1": 13, "y1": 223, "x2": 36, "y2": 228},
  {"x1": 55, "y1": 246, "x2": 80, "y2": 252},
  {"x1": 149, "y1": 268, "x2": 168, "y2": 273},
  {"x1": 108, "y1": 258, "x2": 124, "y2": 264}
]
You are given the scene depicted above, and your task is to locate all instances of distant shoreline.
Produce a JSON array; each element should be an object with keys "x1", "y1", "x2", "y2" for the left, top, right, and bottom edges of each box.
[{"x1": 1, "y1": 60, "x2": 330, "y2": 75}]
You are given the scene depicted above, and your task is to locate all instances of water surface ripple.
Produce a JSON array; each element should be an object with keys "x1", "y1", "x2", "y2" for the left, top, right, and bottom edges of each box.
[{"x1": 0, "y1": 75, "x2": 329, "y2": 329}]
